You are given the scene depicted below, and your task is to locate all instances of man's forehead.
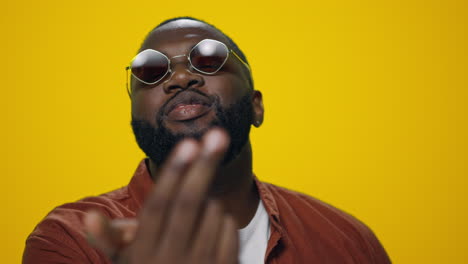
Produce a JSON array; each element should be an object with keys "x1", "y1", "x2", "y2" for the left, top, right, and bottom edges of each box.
[{"x1": 140, "y1": 20, "x2": 228, "y2": 51}]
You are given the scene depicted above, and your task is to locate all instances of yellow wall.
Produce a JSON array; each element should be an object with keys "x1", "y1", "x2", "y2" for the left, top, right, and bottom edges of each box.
[{"x1": 3, "y1": 0, "x2": 467, "y2": 262}]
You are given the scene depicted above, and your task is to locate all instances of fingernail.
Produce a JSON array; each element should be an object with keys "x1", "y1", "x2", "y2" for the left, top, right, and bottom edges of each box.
[
  {"x1": 177, "y1": 140, "x2": 197, "y2": 162},
  {"x1": 204, "y1": 130, "x2": 224, "y2": 153}
]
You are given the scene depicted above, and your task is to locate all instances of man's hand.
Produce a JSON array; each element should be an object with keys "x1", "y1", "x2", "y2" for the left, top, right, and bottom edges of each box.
[{"x1": 84, "y1": 129, "x2": 239, "y2": 264}]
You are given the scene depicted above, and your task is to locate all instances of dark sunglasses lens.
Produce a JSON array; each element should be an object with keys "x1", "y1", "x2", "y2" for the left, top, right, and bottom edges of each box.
[
  {"x1": 131, "y1": 50, "x2": 169, "y2": 83},
  {"x1": 190, "y1": 40, "x2": 228, "y2": 73}
]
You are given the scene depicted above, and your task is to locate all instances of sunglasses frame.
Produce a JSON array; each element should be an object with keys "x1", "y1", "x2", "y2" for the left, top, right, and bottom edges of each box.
[{"x1": 126, "y1": 39, "x2": 250, "y2": 95}]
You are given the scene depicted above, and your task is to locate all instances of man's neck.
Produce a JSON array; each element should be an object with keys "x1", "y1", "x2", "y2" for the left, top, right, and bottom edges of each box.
[{"x1": 148, "y1": 140, "x2": 259, "y2": 229}]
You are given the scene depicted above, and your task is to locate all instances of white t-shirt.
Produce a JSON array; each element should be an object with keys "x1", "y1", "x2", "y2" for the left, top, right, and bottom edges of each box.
[{"x1": 238, "y1": 200, "x2": 271, "y2": 264}]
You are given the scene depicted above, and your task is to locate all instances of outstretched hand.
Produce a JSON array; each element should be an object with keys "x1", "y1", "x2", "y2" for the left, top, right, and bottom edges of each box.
[{"x1": 84, "y1": 128, "x2": 239, "y2": 264}]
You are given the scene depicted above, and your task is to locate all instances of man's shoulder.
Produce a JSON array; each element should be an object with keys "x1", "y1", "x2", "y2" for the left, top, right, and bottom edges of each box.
[
  {"x1": 259, "y1": 181, "x2": 390, "y2": 262},
  {"x1": 28, "y1": 185, "x2": 134, "y2": 238},
  {"x1": 260, "y1": 181, "x2": 382, "y2": 246},
  {"x1": 24, "y1": 186, "x2": 134, "y2": 263},
  {"x1": 261, "y1": 181, "x2": 355, "y2": 220}
]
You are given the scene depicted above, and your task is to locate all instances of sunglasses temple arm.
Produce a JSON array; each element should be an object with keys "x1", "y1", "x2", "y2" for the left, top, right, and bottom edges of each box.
[
  {"x1": 125, "y1": 67, "x2": 131, "y2": 97},
  {"x1": 231, "y1": 50, "x2": 251, "y2": 72}
]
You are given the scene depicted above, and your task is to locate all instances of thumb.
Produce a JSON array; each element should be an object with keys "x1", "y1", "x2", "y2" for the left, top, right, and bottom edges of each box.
[
  {"x1": 110, "y1": 217, "x2": 138, "y2": 244},
  {"x1": 84, "y1": 211, "x2": 138, "y2": 257}
]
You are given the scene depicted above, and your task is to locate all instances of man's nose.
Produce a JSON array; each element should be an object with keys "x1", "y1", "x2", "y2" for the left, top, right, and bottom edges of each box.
[{"x1": 162, "y1": 61, "x2": 204, "y2": 93}]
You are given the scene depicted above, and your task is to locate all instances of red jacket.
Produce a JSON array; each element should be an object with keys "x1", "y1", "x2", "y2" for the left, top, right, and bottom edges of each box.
[{"x1": 24, "y1": 159, "x2": 391, "y2": 263}]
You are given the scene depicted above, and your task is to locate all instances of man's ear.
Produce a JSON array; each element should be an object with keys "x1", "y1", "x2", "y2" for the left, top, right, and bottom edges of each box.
[{"x1": 252, "y1": 90, "x2": 264, "y2": 127}]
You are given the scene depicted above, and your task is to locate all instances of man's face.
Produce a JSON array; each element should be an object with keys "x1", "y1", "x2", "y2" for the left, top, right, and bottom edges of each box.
[{"x1": 130, "y1": 20, "x2": 263, "y2": 166}]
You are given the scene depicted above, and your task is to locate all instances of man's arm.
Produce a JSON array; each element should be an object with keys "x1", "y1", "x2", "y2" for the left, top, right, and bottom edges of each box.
[
  {"x1": 23, "y1": 232, "x2": 94, "y2": 264},
  {"x1": 24, "y1": 129, "x2": 238, "y2": 264}
]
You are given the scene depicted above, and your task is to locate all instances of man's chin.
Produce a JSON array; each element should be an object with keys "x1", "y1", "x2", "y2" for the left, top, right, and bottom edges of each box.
[
  {"x1": 165, "y1": 124, "x2": 218, "y2": 141},
  {"x1": 161, "y1": 113, "x2": 219, "y2": 139},
  {"x1": 133, "y1": 92, "x2": 253, "y2": 167}
]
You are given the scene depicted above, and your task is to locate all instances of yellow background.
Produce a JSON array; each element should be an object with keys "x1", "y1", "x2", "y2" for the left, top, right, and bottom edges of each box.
[{"x1": 2, "y1": 0, "x2": 467, "y2": 263}]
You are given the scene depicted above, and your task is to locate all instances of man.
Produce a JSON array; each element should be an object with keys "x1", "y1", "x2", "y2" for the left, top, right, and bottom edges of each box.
[{"x1": 23, "y1": 17, "x2": 391, "y2": 263}]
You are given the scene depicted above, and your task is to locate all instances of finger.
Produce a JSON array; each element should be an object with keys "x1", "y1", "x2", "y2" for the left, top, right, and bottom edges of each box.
[
  {"x1": 84, "y1": 210, "x2": 120, "y2": 257},
  {"x1": 159, "y1": 129, "x2": 230, "y2": 252},
  {"x1": 215, "y1": 214, "x2": 239, "y2": 264},
  {"x1": 189, "y1": 199, "x2": 224, "y2": 260},
  {"x1": 111, "y1": 218, "x2": 138, "y2": 244},
  {"x1": 134, "y1": 139, "x2": 199, "y2": 254}
]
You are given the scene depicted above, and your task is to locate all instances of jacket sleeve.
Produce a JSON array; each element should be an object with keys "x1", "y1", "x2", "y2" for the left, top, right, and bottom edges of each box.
[
  {"x1": 22, "y1": 211, "x2": 110, "y2": 264},
  {"x1": 23, "y1": 232, "x2": 91, "y2": 264}
]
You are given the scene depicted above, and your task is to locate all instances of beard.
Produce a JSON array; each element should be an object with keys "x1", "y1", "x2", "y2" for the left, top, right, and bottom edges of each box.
[{"x1": 131, "y1": 91, "x2": 253, "y2": 167}]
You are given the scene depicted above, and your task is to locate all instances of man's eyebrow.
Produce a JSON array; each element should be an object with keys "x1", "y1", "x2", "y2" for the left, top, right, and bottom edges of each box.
[
  {"x1": 178, "y1": 40, "x2": 208, "y2": 56},
  {"x1": 164, "y1": 41, "x2": 204, "y2": 57}
]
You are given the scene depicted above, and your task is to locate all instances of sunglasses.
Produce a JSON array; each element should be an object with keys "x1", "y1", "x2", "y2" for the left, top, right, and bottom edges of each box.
[{"x1": 126, "y1": 39, "x2": 250, "y2": 94}]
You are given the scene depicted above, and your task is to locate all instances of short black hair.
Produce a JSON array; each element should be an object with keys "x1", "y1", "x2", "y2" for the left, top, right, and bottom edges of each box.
[{"x1": 140, "y1": 16, "x2": 253, "y2": 88}]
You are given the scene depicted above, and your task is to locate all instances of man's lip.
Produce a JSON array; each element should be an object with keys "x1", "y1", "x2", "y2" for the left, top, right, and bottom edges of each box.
[
  {"x1": 163, "y1": 91, "x2": 213, "y2": 116},
  {"x1": 166, "y1": 103, "x2": 212, "y2": 121}
]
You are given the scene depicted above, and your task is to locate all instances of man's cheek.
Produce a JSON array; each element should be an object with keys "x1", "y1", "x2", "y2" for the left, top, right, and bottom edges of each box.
[{"x1": 132, "y1": 99, "x2": 162, "y2": 125}]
